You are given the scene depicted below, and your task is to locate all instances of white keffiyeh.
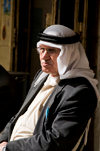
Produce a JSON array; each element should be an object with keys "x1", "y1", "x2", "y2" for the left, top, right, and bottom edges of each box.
[{"x1": 37, "y1": 25, "x2": 100, "y2": 99}]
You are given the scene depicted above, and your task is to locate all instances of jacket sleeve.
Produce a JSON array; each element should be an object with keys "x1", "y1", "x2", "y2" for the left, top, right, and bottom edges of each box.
[
  {"x1": 5, "y1": 82, "x2": 97, "y2": 151},
  {"x1": 0, "y1": 117, "x2": 15, "y2": 143}
]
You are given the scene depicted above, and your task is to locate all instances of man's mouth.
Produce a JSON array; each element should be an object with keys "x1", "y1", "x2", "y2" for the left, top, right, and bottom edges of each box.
[{"x1": 41, "y1": 60, "x2": 52, "y2": 66}]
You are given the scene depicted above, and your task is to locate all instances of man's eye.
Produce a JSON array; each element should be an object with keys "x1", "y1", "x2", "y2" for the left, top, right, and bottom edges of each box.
[
  {"x1": 37, "y1": 47, "x2": 57, "y2": 54},
  {"x1": 47, "y1": 49, "x2": 54, "y2": 53},
  {"x1": 40, "y1": 48, "x2": 45, "y2": 51}
]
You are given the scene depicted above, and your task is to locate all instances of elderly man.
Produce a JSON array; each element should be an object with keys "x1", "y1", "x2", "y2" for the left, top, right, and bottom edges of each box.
[{"x1": 0, "y1": 25, "x2": 99, "y2": 151}]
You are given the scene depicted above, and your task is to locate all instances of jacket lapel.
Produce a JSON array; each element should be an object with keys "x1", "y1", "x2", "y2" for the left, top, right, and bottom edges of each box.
[{"x1": 15, "y1": 75, "x2": 48, "y2": 119}]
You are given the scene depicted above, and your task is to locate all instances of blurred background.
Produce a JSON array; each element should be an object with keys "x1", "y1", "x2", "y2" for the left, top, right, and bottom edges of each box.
[{"x1": 0, "y1": 0, "x2": 100, "y2": 150}]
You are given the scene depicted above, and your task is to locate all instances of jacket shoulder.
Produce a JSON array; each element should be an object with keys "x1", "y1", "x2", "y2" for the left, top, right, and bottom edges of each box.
[
  {"x1": 59, "y1": 77, "x2": 96, "y2": 90},
  {"x1": 59, "y1": 77, "x2": 97, "y2": 115}
]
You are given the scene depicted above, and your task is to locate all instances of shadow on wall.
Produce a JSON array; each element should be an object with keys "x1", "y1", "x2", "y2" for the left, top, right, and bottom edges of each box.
[{"x1": 0, "y1": 65, "x2": 30, "y2": 132}]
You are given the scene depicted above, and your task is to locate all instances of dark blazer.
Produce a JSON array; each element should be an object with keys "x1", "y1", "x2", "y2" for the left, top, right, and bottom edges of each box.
[{"x1": 0, "y1": 71, "x2": 97, "y2": 151}]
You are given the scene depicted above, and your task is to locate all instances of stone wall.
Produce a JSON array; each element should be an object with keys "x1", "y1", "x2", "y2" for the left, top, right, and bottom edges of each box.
[{"x1": 0, "y1": 0, "x2": 13, "y2": 71}]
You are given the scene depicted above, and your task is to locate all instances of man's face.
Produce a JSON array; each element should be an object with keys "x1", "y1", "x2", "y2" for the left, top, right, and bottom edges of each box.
[{"x1": 38, "y1": 44, "x2": 60, "y2": 77}]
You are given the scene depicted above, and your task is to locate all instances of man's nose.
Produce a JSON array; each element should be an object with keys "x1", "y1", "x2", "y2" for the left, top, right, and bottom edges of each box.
[{"x1": 42, "y1": 50, "x2": 49, "y2": 58}]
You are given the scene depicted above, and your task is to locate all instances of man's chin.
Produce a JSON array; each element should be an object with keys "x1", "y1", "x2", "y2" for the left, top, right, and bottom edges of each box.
[{"x1": 42, "y1": 68, "x2": 51, "y2": 74}]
